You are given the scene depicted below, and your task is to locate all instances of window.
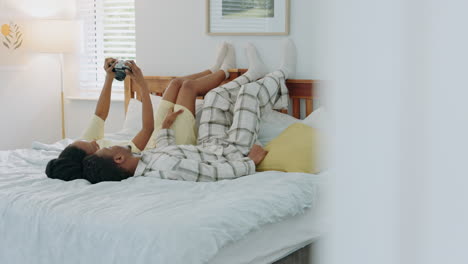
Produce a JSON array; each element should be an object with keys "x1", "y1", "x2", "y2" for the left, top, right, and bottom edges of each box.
[{"x1": 77, "y1": 0, "x2": 136, "y2": 96}]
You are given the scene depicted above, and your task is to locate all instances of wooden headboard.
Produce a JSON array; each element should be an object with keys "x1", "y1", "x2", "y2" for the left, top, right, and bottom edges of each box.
[{"x1": 124, "y1": 69, "x2": 317, "y2": 119}]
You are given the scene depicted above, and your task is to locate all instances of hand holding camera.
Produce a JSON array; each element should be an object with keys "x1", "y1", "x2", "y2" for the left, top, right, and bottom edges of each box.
[
  {"x1": 123, "y1": 60, "x2": 145, "y2": 87},
  {"x1": 104, "y1": 59, "x2": 145, "y2": 88},
  {"x1": 106, "y1": 58, "x2": 131, "y2": 81},
  {"x1": 104, "y1": 58, "x2": 118, "y2": 79},
  {"x1": 103, "y1": 58, "x2": 132, "y2": 81}
]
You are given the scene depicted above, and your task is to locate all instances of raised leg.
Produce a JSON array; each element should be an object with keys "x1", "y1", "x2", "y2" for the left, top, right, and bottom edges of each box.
[
  {"x1": 197, "y1": 74, "x2": 252, "y2": 145},
  {"x1": 222, "y1": 39, "x2": 296, "y2": 154},
  {"x1": 175, "y1": 70, "x2": 226, "y2": 115},
  {"x1": 197, "y1": 43, "x2": 269, "y2": 146},
  {"x1": 162, "y1": 78, "x2": 185, "y2": 104},
  {"x1": 180, "y1": 70, "x2": 212, "y2": 81},
  {"x1": 162, "y1": 70, "x2": 211, "y2": 103},
  {"x1": 226, "y1": 71, "x2": 287, "y2": 155},
  {"x1": 187, "y1": 70, "x2": 226, "y2": 96}
]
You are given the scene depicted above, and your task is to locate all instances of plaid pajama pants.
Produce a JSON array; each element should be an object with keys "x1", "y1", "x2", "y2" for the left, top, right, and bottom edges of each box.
[{"x1": 198, "y1": 70, "x2": 289, "y2": 155}]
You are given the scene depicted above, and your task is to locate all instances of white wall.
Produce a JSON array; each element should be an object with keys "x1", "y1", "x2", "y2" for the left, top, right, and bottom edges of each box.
[
  {"x1": 136, "y1": 0, "x2": 319, "y2": 79},
  {"x1": 0, "y1": 0, "x2": 75, "y2": 150},
  {"x1": 0, "y1": 0, "x2": 125, "y2": 149},
  {"x1": 0, "y1": 55, "x2": 62, "y2": 149}
]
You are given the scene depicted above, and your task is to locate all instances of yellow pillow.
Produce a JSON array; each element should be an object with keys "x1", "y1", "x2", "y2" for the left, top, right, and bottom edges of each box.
[{"x1": 256, "y1": 123, "x2": 320, "y2": 174}]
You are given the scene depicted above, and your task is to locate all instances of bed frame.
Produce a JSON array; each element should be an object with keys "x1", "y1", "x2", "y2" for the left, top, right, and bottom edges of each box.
[
  {"x1": 124, "y1": 69, "x2": 317, "y2": 119},
  {"x1": 123, "y1": 69, "x2": 316, "y2": 264}
]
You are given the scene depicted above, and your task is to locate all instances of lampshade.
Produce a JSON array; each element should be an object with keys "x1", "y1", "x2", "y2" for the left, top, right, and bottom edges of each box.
[{"x1": 29, "y1": 20, "x2": 79, "y2": 53}]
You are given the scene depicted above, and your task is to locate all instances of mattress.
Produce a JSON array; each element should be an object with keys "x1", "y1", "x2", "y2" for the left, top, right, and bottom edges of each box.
[
  {"x1": 209, "y1": 206, "x2": 324, "y2": 264},
  {"x1": 0, "y1": 138, "x2": 325, "y2": 264}
]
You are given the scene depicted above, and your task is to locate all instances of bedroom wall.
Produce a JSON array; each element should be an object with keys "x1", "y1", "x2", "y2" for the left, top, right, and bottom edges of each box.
[
  {"x1": 0, "y1": 57, "x2": 62, "y2": 150},
  {"x1": 0, "y1": 0, "x2": 75, "y2": 150},
  {"x1": 136, "y1": 0, "x2": 319, "y2": 79},
  {"x1": 0, "y1": 0, "x2": 124, "y2": 147}
]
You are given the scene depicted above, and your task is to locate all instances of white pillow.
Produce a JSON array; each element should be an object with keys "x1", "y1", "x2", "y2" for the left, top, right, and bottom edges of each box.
[
  {"x1": 195, "y1": 99, "x2": 204, "y2": 128},
  {"x1": 302, "y1": 107, "x2": 327, "y2": 130},
  {"x1": 257, "y1": 110, "x2": 299, "y2": 146},
  {"x1": 302, "y1": 107, "x2": 328, "y2": 171},
  {"x1": 150, "y1": 94, "x2": 163, "y2": 112},
  {"x1": 122, "y1": 95, "x2": 204, "y2": 134},
  {"x1": 121, "y1": 98, "x2": 142, "y2": 134},
  {"x1": 257, "y1": 107, "x2": 327, "y2": 146}
]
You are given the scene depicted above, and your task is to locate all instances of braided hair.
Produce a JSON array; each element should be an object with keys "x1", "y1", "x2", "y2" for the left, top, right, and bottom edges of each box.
[{"x1": 45, "y1": 146, "x2": 87, "y2": 181}]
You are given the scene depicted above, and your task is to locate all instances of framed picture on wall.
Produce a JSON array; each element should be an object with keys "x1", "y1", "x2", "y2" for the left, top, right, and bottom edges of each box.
[{"x1": 206, "y1": 0, "x2": 290, "y2": 35}]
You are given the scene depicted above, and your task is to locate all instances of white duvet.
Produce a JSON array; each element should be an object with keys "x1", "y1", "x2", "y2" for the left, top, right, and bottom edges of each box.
[{"x1": 0, "y1": 138, "x2": 321, "y2": 264}]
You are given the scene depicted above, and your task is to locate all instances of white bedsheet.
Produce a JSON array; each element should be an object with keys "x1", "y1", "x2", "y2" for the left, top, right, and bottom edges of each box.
[{"x1": 0, "y1": 140, "x2": 323, "y2": 264}]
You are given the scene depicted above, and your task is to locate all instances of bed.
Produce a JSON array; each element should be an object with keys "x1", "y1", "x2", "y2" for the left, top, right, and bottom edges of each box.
[
  {"x1": 124, "y1": 69, "x2": 317, "y2": 119},
  {"x1": 0, "y1": 70, "x2": 325, "y2": 264}
]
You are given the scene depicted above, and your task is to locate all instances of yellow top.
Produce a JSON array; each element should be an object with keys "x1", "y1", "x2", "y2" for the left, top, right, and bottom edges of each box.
[
  {"x1": 80, "y1": 99, "x2": 198, "y2": 153},
  {"x1": 81, "y1": 115, "x2": 141, "y2": 153}
]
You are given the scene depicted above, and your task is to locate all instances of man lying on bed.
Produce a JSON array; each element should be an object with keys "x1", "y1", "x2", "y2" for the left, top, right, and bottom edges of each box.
[
  {"x1": 45, "y1": 42, "x2": 237, "y2": 181},
  {"x1": 80, "y1": 40, "x2": 296, "y2": 183}
]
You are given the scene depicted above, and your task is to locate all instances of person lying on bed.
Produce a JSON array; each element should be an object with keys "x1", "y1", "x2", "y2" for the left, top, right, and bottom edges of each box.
[
  {"x1": 81, "y1": 40, "x2": 296, "y2": 183},
  {"x1": 45, "y1": 42, "x2": 236, "y2": 181}
]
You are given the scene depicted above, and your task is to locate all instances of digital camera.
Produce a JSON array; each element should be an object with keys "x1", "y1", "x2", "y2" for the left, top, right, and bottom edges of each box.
[{"x1": 112, "y1": 60, "x2": 131, "y2": 81}]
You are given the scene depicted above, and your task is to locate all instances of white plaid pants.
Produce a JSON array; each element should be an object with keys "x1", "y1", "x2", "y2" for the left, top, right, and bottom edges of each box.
[{"x1": 198, "y1": 70, "x2": 288, "y2": 155}]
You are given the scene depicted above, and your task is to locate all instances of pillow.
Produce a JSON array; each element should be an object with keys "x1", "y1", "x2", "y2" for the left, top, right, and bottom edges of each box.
[
  {"x1": 256, "y1": 123, "x2": 320, "y2": 174},
  {"x1": 121, "y1": 98, "x2": 142, "y2": 134},
  {"x1": 194, "y1": 98, "x2": 204, "y2": 128},
  {"x1": 302, "y1": 107, "x2": 327, "y2": 130},
  {"x1": 150, "y1": 94, "x2": 163, "y2": 112},
  {"x1": 257, "y1": 110, "x2": 299, "y2": 146},
  {"x1": 121, "y1": 95, "x2": 164, "y2": 134}
]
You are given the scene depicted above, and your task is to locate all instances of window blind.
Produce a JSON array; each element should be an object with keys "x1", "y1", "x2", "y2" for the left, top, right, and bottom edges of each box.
[{"x1": 77, "y1": 0, "x2": 136, "y2": 94}]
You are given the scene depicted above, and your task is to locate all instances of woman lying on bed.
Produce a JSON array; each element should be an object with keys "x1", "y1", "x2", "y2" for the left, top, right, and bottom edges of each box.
[
  {"x1": 80, "y1": 40, "x2": 296, "y2": 183},
  {"x1": 45, "y1": 42, "x2": 236, "y2": 181}
]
